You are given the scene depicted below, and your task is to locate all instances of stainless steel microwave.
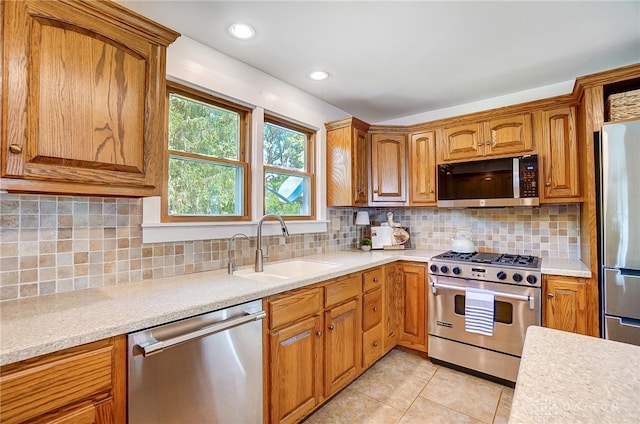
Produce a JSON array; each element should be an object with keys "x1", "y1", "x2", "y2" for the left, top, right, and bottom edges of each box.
[{"x1": 437, "y1": 155, "x2": 539, "y2": 207}]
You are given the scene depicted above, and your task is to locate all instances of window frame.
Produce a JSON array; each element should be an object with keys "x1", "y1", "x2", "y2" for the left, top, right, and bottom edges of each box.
[
  {"x1": 162, "y1": 81, "x2": 252, "y2": 222},
  {"x1": 263, "y1": 114, "x2": 316, "y2": 220}
]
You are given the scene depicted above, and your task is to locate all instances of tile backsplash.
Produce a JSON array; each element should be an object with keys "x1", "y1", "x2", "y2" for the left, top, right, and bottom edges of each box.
[{"x1": 0, "y1": 193, "x2": 579, "y2": 301}]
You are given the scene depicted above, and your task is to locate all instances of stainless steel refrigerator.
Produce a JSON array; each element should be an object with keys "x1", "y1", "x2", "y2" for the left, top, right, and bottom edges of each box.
[{"x1": 597, "y1": 120, "x2": 640, "y2": 345}]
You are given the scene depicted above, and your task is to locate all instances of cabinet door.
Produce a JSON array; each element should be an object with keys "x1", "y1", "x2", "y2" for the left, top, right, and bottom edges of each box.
[
  {"x1": 543, "y1": 275, "x2": 587, "y2": 335},
  {"x1": 409, "y1": 131, "x2": 437, "y2": 205},
  {"x1": 324, "y1": 299, "x2": 362, "y2": 397},
  {"x1": 537, "y1": 107, "x2": 580, "y2": 202},
  {"x1": 398, "y1": 263, "x2": 428, "y2": 352},
  {"x1": 269, "y1": 315, "x2": 324, "y2": 424},
  {"x1": 484, "y1": 113, "x2": 533, "y2": 156},
  {"x1": 370, "y1": 133, "x2": 407, "y2": 204},
  {"x1": 383, "y1": 265, "x2": 398, "y2": 351},
  {"x1": 440, "y1": 122, "x2": 484, "y2": 161},
  {"x1": 1, "y1": 0, "x2": 178, "y2": 196}
]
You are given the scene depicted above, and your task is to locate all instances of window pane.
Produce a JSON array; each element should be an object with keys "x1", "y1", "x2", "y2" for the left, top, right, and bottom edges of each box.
[
  {"x1": 263, "y1": 122, "x2": 306, "y2": 171},
  {"x1": 168, "y1": 93, "x2": 239, "y2": 160},
  {"x1": 265, "y1": 172, "x2": 310, "y2": 216},
  {"x1": 168, "y1": 156, "x2": 243, "y2": 216}
]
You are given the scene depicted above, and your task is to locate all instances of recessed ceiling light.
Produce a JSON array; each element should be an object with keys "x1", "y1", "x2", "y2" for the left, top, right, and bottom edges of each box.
[
  {"x1": 228, "y1": 23, "x2": 255, "y2": 40},
  {"x1": 309, "y1": 71, "x2": 329, "y2": 81}
]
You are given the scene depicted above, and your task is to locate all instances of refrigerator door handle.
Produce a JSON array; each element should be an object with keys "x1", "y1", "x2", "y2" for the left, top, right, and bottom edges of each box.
[
  {"x1": 618, "y1": 317, "x2": 640, "y2": 328},
  {"x1": 619, "y1": 268, "x2": 640, "y2": 277}
]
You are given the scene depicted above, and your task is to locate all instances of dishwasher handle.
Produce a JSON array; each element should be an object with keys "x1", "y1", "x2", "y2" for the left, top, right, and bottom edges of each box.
[{"x1": 137, "y1": 309, "x2": 267, "y2": 357}]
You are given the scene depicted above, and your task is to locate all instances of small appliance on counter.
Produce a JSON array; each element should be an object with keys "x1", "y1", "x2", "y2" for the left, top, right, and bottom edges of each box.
[
  {"x1": 370, "y1": 212, "x2": 411, "y2": 249},
  {"x1": 450, "y1": 227, "x2": 475, "y2": 253}
]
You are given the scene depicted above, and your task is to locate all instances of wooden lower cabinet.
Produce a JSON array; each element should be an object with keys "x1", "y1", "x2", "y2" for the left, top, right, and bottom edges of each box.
[
  {"x1": 268, "y1": 314, "x2": 324, "y2": 424},
  {"x1": 543, "y1": 274, "x2": 588, "y2": 335},
  {"x1": 325, "y1": 299, "x2": 362, "y2": 395},
  {"x1": 0, "y1": 336, "x2": 126, "y2": 424},
  {"x1": 383, "y1": 264, "x2": 399, "y2": 351},
  {"x1": 397, "y1": 262, "x2": 428, "y2": 352}
]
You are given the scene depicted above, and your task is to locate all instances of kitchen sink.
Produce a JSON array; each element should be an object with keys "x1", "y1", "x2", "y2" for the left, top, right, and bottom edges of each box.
[{"x1": 234, "y1": 259, "x2": 341, "y2": 281}]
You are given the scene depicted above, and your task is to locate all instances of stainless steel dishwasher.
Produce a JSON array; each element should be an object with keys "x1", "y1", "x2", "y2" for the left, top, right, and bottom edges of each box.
[{"x1": 128, "y1": 299, "x2": 265, "y2": 423}]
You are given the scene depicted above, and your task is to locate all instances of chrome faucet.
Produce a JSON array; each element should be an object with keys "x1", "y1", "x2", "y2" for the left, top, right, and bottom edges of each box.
[
  {"x1": 255, "y1": 214, "x2": 289, "y2": 272},
  {"x1": 228, "y1": 233, "x2": 249, "y2": 274}
]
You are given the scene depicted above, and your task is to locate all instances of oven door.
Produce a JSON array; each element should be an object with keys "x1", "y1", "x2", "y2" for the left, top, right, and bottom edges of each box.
[{"x1": 428, "y1": 275, "x2": 541, "y2": 357}]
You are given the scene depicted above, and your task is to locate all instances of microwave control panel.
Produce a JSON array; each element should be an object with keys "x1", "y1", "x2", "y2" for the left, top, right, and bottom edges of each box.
[{"x1": 520, "y1": 156, "x2": 538, "y2": 197}]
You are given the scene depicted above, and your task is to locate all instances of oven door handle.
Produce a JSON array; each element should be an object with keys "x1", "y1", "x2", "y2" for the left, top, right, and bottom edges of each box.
[{"x1": 430, "y1": 280, "x2": 536, "y2": 310}]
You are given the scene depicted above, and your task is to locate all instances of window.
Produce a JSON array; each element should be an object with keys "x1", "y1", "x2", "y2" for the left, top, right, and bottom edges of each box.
[
  {"x1": 164, "y1": 82, "x2": 250, "y2": 221},
  {"x1": 263, "y1": 116, "x2": 315, "y2": 218}
]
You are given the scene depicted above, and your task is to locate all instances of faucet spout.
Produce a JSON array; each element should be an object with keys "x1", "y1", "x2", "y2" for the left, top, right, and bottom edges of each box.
[
  {"x1": 255, "y1": 214, "x2": 289, "y2": 272},
  {"x1": 228, "y1": 233, "x2": 249, "y2": 274}
]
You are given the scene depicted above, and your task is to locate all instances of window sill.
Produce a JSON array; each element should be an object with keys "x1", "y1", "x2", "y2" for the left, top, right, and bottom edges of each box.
[{"x1": 142, "y1": 197, "x2": 328, "y2": 243}]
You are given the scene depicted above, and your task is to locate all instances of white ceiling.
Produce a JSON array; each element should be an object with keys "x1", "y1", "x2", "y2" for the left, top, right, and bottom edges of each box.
[{"x1": 119, "y1": 1, "x2": 640, "y2": 123}]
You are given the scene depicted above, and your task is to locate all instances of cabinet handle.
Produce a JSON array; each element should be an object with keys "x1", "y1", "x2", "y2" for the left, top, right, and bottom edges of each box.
[
  {"x1": 373, "y1": 189, "x2": 378, "y2": 193},
  {"x1": 547, "y1": 293, "x2": 554, "y2": 298},
  {"x1": 373, "y1": 342, "x2": 379, "y2": 347},
  {"x1": 328, "y1": 324, "x2": 335, "y2": 331},
  {"x1": 316, "y1": 330, "x2": 323, "y2": 336},
  {"x1": 373, "y1": 307, "x2": 379, "y2": 312},
  {"x1": 429, "y1": 189, "x2": 434, "y2": 193},
  {"x1": 545, "y1": 182, "x2": 551, "y2": 187},
  {"x1": 373, "y1": 278, "x2": 378, "y2": 282},
  {"x1": 9, "y1": 144, "x2": 23, "y2": 154}
]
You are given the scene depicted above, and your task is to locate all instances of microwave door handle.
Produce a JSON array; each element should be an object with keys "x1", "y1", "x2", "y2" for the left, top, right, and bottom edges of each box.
[
  {"x1": 513, "y1": 157, "x2": 520, "y2": 199},
  {"x1": 430, "y1": 280, "x2": 535, "y2": 310}
]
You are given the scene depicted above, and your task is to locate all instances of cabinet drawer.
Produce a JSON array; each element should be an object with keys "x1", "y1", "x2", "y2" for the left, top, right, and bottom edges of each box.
[
  {"x1": 363, "y1": 325, "x2": 384, "y2": 368},
  {"x1": 0, "y1": 341, "x2": 113, "y2": 424},
  {"x1": 268, "y1": 287, "x2": 323, "y2": 329},
  {"x1": 363, "y1": 268, "x2": 384, "y2": 293},
  {"x1": 363, "y1": 289, "x2": 383, "y2": 332},
  {"x1": 325, "y1": 274, "x2": 361, "y2": 308}
]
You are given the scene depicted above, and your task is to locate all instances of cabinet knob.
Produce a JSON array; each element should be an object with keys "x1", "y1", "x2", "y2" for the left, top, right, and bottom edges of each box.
[
  {"x1": 373, "y1": 189, "x2": 378, "y2": 193},
  {"x1": 373, "y1": 342, "x2": 379, "y2": 347},
  {"x1": 547, "y1": 293, "x2": 554, "y2": 298},
  {"x1": 9, "y1": 144, "x2": 23, "y2": 154},
  {"x1": 328, "y1": 324, "x2": 335, "y2": 331},
  {"x1": 429, "y1": 189, "x2": 434, "y2": 193},
  {"x1": 545, "y1": 182, "x2": 551, "y2": 187},
  {"x1": 373, "y1": 306, "x2": 379, "y2": 312},
  {"x1": 316, "y1": 330, "x2": 323, "y2": 336},
  {"x1": 373, "y1": 277, "x2": 378, "y2": 282}
]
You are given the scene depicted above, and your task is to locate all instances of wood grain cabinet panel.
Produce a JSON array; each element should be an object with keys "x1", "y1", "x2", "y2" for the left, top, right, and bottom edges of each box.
[
  {"x1": 409, "y1": 131, "x2": 437, "y2": 205},
  {"x1": 397, "y1": 262, "x2": 428, "y2": 352},
  {"x1": 0, "y1": 336, "x2": 126, "y2": 424},
  {"x1": 268, "y1": 315, "x2": 324, "y2": 424},
  {"x1": 536, "y1": 106, "x2": 581, "y2": 202},
  {"x1": 383, "y1": 264, "x2": 398, "y2": 352},
  {"x1": 1, "y1": 0, "x2": 179, "y2": 196},
  {"x1": 324, "y1": 299, "x2": 362, "y2": 396},
  {"x1": 543, "y1": 275, "x2": 588, "y2": 335},
  {"x1": 370, "y1": 133, "x2": 407, "y2": 204},
  {"x1": 325, "y1": 117, "x2": 370, "y2": 206},
  {"x1": 439, "y1": 113, "x2": 533, "y2": 162}
]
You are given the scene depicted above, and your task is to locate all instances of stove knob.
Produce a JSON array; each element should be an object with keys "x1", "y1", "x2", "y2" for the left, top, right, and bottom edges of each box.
[
  {"x1": 496, "y1": 271, "x2": 507, "y2": 280},
  {"x1": 430, "y1": 264, "x2": 438, "y2": 273},
  {"x1": 452, "y1": 267, "x2": 461, "y2": 275},
  {"x1": 527, "y1": 275, "x2": 538, "y2": 285},
  {"x1": 512, "y1": 273, "x2": 523, "y2": 282},
  {"x1": 440, "y1": 265, "x2": 449, "y2": 274}
]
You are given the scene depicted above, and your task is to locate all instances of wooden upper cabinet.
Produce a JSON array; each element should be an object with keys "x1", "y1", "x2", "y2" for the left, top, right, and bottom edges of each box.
[
  {"x1": 370, "y1": 133, "x2": 407, "y2": 204},
  {"x1": 408, "y1": 131, "x2": 437, "y2": 205},
  {"x1": 326, "y1": 117, "x2": 370, "y2": 206},
  {"x1": 1, "y1": 0, "x2": 179, "y2": 196},
  {"x1": 536, "y1": 106, "x2": 580, "y2": 202},
  {"x1": 439, "y1": 113, "x2": 533, "y2": 162},
  {"x1": 441, "y1": 122, "x2": 484, "y2": 161}
]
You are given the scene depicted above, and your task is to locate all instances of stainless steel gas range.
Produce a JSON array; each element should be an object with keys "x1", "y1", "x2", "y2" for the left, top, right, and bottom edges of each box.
[{"x1": 428, "y1": 251, "x2": 541, "y2": 382}]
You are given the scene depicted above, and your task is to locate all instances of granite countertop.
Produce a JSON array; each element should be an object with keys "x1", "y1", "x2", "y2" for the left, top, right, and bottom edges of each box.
[
  {"x1": 510, "y1": 326, "x2": 640, "y2": 423},
  {"x1": 0, "y1": 249, "x2": 589, "y2": 366}
]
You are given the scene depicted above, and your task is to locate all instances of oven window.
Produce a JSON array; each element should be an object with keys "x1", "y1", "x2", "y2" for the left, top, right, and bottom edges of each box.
[{"x1": 454, "y1": 295, "x2": 513, "y2": 325}]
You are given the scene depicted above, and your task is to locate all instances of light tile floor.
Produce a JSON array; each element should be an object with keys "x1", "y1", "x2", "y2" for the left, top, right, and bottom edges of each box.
[{"x1": 304, "y1": 349, "x2": 513, "y2": 424}]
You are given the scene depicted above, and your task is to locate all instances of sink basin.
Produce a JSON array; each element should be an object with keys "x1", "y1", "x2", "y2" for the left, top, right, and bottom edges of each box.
[{"x1": 234, "y1": 259, "x2": 341, "y2": 281}]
